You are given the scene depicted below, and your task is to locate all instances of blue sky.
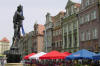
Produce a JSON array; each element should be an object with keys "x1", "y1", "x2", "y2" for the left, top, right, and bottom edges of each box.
[{"x1": 0, "y1": 0, "x2": 81, "y2": 45}]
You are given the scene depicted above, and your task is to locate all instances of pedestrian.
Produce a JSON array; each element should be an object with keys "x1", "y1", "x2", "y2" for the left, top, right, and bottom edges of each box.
[{"x1": 1, "y1": 59, "x2": 4, "y2": 66}]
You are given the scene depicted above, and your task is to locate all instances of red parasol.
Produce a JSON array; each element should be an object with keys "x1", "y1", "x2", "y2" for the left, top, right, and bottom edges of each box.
[
  {"x1": 63, "y1": 52, "x2": 71, "y2": 56},
  {"x1": 39, "y1": 50, "x2": 68, "y2": 59},
  {"x1": 24, "y1": 53, "x2": 35, "y2": 60}
]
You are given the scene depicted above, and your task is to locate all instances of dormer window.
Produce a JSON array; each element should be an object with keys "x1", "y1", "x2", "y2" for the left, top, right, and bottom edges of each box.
[
  {"x1": 66, "y1": 8, "x2": 69, "y2": 17},
  {"x1": 85, "y1": 0, "x2": 89, "y2": 7},
  {"x1": 71, "y1": 5, "x2": 74, "y2": 15}
]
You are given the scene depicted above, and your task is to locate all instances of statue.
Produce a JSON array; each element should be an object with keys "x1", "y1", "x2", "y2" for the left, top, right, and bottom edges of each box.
[
  {"x1": 5, "y1": 5, "x2": 24, "y2": 63},
  {"x1": 13, "y1": 5, "x2": 24, "y2": 45}
]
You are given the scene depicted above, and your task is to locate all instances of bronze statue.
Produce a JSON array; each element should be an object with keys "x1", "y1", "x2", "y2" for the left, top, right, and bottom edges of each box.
[{"x1": 13, "y1": 5, "x2": 24, "y2": 45}]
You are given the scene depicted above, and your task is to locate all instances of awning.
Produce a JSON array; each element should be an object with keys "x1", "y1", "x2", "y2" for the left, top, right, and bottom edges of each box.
[
  {"x1": 39, "y1": 50, "x2": 68, "y2": 59},
  {"x1": 63, "y1": 52, "x2": 71, "y2": 55},
  {"x1": 93, "y1": 53, "x2": 100, "y2": 60},
  {"x1": 24, "y1": 53, "x2": 35, "y2": 60},
  {"x1": 29, "y1": 52, "x2": 46, "y2": 60},
  {"x1": 66, "y1": 49, "x2": 96, "y2": 60}
]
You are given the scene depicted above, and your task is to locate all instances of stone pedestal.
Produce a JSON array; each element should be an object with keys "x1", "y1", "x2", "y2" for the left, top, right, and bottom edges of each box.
[{"x1": 6, "y1": 47, "x2": 21, "y2": 63}]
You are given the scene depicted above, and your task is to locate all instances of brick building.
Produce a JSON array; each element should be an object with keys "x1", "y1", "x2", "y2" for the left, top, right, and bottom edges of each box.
[
  {"x1": 52, "y1": 11, "x2": 65, "y2": 51},
  {"x1": 18, "y1": 23, "x2": 45, "y2": 58},
  {"x1": 33, "y1": 23, "x2": 45, "y2": 53},
  {"x1": 79, "y1": 0, "x2": 100, "y2": 52}
]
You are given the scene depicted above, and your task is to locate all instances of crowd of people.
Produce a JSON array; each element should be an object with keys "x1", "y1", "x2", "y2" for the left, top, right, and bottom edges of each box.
[{"x1": 23, "y1": 59, "x2": 100, "y2": 66}]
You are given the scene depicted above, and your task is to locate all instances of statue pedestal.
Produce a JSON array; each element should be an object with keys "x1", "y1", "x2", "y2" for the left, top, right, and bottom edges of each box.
[{"x1": 6, "y1": 47, "x2": 21, "y2": 63}]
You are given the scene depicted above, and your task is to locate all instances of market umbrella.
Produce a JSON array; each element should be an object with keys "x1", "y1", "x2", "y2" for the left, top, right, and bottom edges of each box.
[
  {"x1": 24, "y1": 53, "x2": 36, "y2": 60},
  {"x1": 93, "y1": 53, "x2": 100, "y2": 60},
  {"x1": 66, "y1": 49, "x2": 96, "y2": 60},
  {"x1": 39, "y1": 50, "x2": 68, "y2": 59},
  {"x1": 29, "y1": 52, "x2": 46, "y2": 60},
  {"x1": 63, "y1": 52, "x2": 71, "y2": 55}
]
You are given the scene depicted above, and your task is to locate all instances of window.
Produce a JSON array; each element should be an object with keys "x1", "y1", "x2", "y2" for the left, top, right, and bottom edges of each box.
[
  {"x1": 69, "y1": 36, "x2": 72, "y2": 48},
  {"x1": 58, "y1": 41, "x2": 60, "y2": 47},
  {"x1": 74, "y1": 34, "x2": 77, "y2": 47},
  {"x1": 53, "y1": 31, "x2": 55, "y2": 36},
  {"x1": 60, "y1": 29, "x2": 62, "y2": 34},
  {"x1": 55, "y1": 42, "x2": 57, "y2": 48},
  {"x1": 55, "y1": 30, "x2": 57, "y2": 36},
  {"x1": 68, "y1": 24, "x2": 72, "y2": 32},
  {"x1": 56, "y1": 30, "x2": 58, "y2": 36},
  {"x1": 81, "y1": 32, "x2": 85, "y2": 41},
  {"x1": 66, "y1": 9, "x2": 69, "y2": 17},
  {"x1": 91, "y1": 0, "x2": 94, "y2": 4},
  {"x1": 71, "y1": 5, "x2": 74, "y2": 15},
  {"x1": 91, "y1": 10, "x2": 96, "y2": 20},
  {"x1": 81, "y1": 0, "x2": 84, "y2": 9},
  {"x1": 73, "y1": 22, "x2": 77, "y2": 29},
  {"x1": 85, "y1": 14, "x2": 90, "y2": 22},
  {"x1": 93, "y1": 11, "x2": 96, "y2": 19},
  {"x1": 86, "y1": 30, "x2": 90, "y2": 40},
  {"x1": 60, "y1": 41, "x2": 62, "y2": 47},
  {"x1": 85, "y1": 0, "x2": 89, "y2": 7},
  {"x1": 64, "y1": 36, "x2": 67, "y2": 47},
  {"x1": 92, "y1": 28, "x2": 98, "y2": 39},
  {"x1": 80, "y1": 17, "x2": 84, "y2": 24},
  {"x1": 88, "y1": 31, "x2": 91, "y2": 40},
  {"x1": 64, "y1": 26, "x2": 67, "y2": 33}
]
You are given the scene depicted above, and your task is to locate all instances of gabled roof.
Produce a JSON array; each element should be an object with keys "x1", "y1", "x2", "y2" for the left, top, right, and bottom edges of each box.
[
  {"x1": 38, "y1": 24, "x2": 45, "y2": 35},
  {"x1": 65, "y1": 0, "x2": 74, "y2": 9},
  {"x1": 51, "y1": 11, "x2": 65, "y2": 23},
  {"x1": 65, "y1": 0, "x2": 80, "y2": 9},
  {"x1": 0, "y1": 37, "x2": 9, "y2": 43}
]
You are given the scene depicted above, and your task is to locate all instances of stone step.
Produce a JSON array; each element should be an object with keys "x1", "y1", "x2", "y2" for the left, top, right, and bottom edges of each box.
[{"x1": 5, "y1": 63, "x2": 23, "y2": 66}]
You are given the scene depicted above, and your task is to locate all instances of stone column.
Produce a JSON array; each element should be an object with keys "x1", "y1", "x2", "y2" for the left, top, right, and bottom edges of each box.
[
  {"x1": 77, "y1": 20, "x2": 79, "y2": 50},
  {"x1": 71, "y1": 23, "x2": 74, "y2": 52}
]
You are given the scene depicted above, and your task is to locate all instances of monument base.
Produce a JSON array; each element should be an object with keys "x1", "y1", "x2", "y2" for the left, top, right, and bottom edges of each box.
[
  {"x1": 6, "y1": 47, "x2": 21, "y2": 63},
  {"x1": 6, "y1": 54, "x2": 21, "y2": 63}
]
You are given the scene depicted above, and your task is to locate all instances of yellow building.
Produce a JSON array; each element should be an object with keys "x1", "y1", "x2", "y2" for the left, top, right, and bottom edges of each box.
[{"x1": 0, "y1": 37, "x2": 10, "y2": 54}]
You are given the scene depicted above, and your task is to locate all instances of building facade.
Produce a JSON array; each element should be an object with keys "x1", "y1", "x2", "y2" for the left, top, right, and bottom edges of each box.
[
  {"x1": 18, "y1": 23, "x2": 45, "y2": 58},
  {"x1": 33, "y1": 24, "x2": 45, "y2": 53},
  {"x1": 0, "y1": 37, "x2": 10, "y2": 54},
  {"x1": 62, "y1": 0, "x2": 80, "y2": 53},
  {"x1": 18, "y1": 31, "x2": 34, "y2": 58},
  {"x1": 44, "y1": 13, "x2": 53, "y2": 52},
  {"x1": 79, "y1": 0, "x2": 100, "y2": 52},
  {"x1": 52, "y1": 12, "x2": 65, "y2": 51}
]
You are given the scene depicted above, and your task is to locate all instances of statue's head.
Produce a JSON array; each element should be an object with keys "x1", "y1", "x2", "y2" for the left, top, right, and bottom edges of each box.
[{"x1": 17, "y1": 5, "x2": 23, "y2": 12}]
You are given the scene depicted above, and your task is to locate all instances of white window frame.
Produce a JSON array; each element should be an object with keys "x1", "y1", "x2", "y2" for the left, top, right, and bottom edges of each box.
[
  {"x1": 81, "y1": 32, "x2": 85, "y2": 41},
  {"x1": 85, "y1": 0, "x2": 89, "y2": 7},
  {"x1": 71, "y1": 5, "x2": 74, "y2": 15},
  {"x1": 92, "y1": 28, "x2": 98, "y2": 39},
  {"x1": 87, "y1": 14, "x2": 90, "y2": 22},
  {"x1": 91, "y1": 10, "x2": 97, "y2": 20},
  {"x1": 93, "y1": 10, "x2": 96, "y2": 19},
  {"x1": 80, "y1": 17, "x2": 84, "y2": 24}
]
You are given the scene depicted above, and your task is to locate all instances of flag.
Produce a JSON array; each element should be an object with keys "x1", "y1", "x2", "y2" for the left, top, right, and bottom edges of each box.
[
  {"x1": 20, "y1": 6, "x2": 25, "y2": 35},
  {"x1": 22, "y1": 24, "x2": 25, "y2": 35}
]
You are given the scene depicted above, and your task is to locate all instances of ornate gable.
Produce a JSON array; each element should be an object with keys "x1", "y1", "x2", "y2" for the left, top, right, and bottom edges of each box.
[{"x1": 65, "y1": 0, "x2": 74, "y2": 9}]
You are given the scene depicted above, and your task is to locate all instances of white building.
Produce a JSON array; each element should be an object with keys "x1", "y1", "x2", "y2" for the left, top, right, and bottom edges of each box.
[{"x1": 0, "y1": 37, "x2": 10, "y2": 54}]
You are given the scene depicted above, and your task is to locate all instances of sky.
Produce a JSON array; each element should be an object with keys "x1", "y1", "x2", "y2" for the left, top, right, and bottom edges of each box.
[{"x1": 0, "y1": 0, "x2": 81, "y2": 45}]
